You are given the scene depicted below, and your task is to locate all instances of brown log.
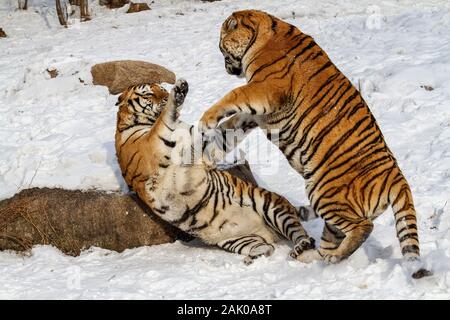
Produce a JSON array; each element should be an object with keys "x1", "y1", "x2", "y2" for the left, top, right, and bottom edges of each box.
[
  {"x1": 0, "y1": 162, "x2": 257, "y2": 256},
  {"x1": 0, "y1": 188, "x2": 186, "y2": 256},
  {"x1": 91, "y1": 60, "x2": 176, "y2": 95}
]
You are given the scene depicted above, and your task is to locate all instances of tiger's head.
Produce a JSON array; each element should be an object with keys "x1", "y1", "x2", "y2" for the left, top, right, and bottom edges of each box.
[
  {"x1": 219, "y1": 10, "x2": 280, "y2": 78},
  {"x1": 116, "y1": 83, "x2": 169, "y2": 129}
]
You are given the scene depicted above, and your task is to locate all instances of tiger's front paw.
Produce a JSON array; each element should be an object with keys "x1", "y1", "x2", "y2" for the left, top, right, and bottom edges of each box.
[
  {"x1": 290, "y1": 237, "x2": 316, "y2": 259},
  {"x1": 198, "y1": 111, "x2": 220, "y2": 132},
  {"x1": 172, "y1": 78, "x2": 189, "y2": 107}
]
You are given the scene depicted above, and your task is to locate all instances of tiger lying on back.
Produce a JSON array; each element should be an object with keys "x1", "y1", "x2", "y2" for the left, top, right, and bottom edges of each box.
[
  {"x1": 114, "y1": 79, "x2": 315, "y2": 264},
  {"x1": 199, "y1": 10, "x2": 431, "y2": 277}
]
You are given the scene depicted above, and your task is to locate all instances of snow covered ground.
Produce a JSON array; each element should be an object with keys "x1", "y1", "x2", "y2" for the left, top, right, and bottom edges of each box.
[{"x1": 1, "y1": 0, "x2": 450, "y2": 299}]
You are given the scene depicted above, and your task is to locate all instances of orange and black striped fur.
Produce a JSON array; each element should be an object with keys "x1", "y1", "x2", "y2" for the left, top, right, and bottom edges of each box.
[
  {"x1": 115, "y1": 79, "x2": 315, "y2": 264},
  {"x1": 199, "y1": 10, "x2": 430, "y2": 276}
]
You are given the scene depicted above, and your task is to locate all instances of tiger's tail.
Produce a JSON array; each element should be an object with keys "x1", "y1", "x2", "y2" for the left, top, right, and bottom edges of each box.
[
  {"x1": 389, "y1": 176, "x2": 433, "y2": 278},
  {"x1": 389, "y1": 176, "x2": 420, "y2": 261}
]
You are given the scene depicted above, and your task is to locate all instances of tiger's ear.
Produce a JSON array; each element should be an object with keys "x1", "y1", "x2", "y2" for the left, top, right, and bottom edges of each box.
[{"x1": 115, "y1": 90, "x2": 128, "y2": 106}]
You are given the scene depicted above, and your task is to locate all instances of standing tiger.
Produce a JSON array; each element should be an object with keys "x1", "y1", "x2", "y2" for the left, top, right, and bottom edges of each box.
[
  {"x1": 115, "y1": 79, "x2": 315, "y2": 264},
  {"x1": 199, "y1": 10, "x2": 431, "y2": 277}
]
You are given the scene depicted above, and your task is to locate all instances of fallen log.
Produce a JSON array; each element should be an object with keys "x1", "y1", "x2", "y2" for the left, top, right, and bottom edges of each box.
[{"x1": 0, "y1": 162, "x2": 257, "y2": 256}]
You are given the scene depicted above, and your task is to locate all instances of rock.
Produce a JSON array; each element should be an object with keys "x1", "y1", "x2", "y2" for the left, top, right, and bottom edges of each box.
[
  {"x1": 127, "y1": 2, "x2": 151, "y2": 13},
  {"x1": 0, "y1": 28, "x2": 6, "y2": 38},
  {"x1": 91, "y1": 60, "x2": 175, "y2": 95},
  {"x1": 99, "y1": 0, "x2": 129, "y2": 8},
  {"x1": 420, "y1": 85, "x2": 434, "y2": 91},
  {"x1": 46, "y1": 68, "x2": 59, "y2": 78}
]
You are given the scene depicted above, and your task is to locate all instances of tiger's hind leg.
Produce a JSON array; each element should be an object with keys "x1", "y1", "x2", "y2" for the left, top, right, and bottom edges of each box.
[
  {"x1": 321, "y1": 222, "x2": 346, "y2": 250},
  {"x1": 217, "y1": 235, "x2": 275, "y2": 265},
  {"x1": 250, "y1": 189, "x2": 316, "y2": 257},
  {"x1": 296, "y1": 218, "x2": 373, "y2": 264}
]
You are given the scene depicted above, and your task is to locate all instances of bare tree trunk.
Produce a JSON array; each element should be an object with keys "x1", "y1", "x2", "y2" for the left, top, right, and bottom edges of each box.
[
  {"x1": 56, "y1": 0, "x2": 68, "y2": 28},
  {"x1": 18, "y1": 0, "x2": 28, "y2": 10},
  {"x1": 68, "y1": 0, "x2": 91, "y2": 22},
  {"x1": 80, "y1": 0, "x2": 91, "y2": 21}
]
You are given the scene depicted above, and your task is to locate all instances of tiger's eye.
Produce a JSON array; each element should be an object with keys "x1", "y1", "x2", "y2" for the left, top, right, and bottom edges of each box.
[{"x1": 227, "y1": 18, "x2": 237, "y2": 30}]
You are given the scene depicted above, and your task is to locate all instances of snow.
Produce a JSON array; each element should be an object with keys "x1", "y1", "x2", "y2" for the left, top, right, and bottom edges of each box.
[{"x1": 1, "y1": 0, "x2": 450, "y2": 299}]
